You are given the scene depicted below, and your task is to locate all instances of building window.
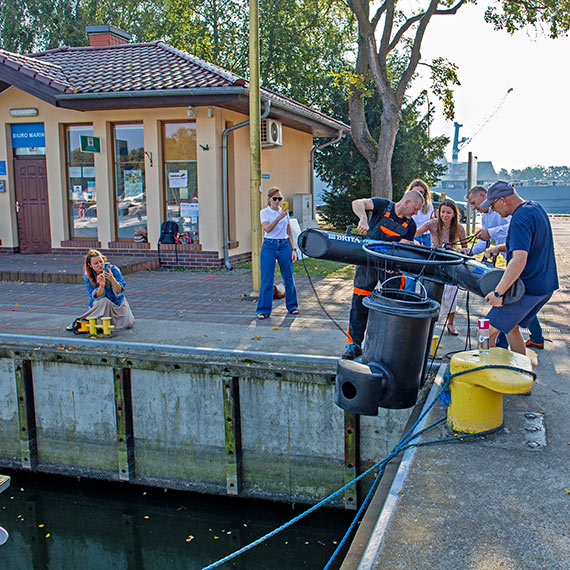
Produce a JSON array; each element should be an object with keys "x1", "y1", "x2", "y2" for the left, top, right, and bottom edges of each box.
[
  {"x1": 65, "y1": 125, "x2": 97, "y2": 239},
  {"x1": 112, "y1": 123, "x2": 146, "y2": 240},
  {"x1": 163, "y1": 121, "x2": 198, "y2": 241}
]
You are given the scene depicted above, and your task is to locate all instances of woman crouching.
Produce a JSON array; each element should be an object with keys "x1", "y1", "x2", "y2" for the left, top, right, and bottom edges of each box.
[{"x1": 69, "y1": 249, "x2": 135, "y2": 330}]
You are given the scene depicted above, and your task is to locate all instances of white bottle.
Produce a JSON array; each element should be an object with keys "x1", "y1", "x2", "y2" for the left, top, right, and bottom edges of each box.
[{"x1": 478, "y1": 318, "x2": 490, "y2": 354}]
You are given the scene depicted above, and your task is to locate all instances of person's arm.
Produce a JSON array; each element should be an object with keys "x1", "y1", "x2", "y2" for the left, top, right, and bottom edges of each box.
[
  {"x1": 106, "y1": 265, "x2": 126, "y2": 294},
  {"x1": 352, "y1": 198, "x2": 374, "y2": 233},
  {"x1": 261, "y1": 209, "x2": 288, "y2": 233},
  {"x1": 468, "y1": 240, "x2": 486, "y2": 256},
  {"x1": 415, "y1": 222, "x2": 428, "y2": 237},
  {"x1": 287, "y1": 224, "x2": 297, "y2": 262},
  {"x1": 459, "y1": 225, "x2": 468, "y2": 248},
  {"x1": 487, "y1": 217, "x2": 510, "y2": 243},
  {"x1": 485, "y1": 249, "x2": 528, "y2": 306},
  {"x1": 84, "y1": 273, "x2": 104, "y2": 304}
]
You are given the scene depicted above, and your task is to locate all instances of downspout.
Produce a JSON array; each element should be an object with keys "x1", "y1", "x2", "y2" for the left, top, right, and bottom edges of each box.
[
  {"x1": 309, "y1": 130, "x2": 345, "y2": 220},
  {"x1": 221, "y1": 100, "x2": 271, "y2": 270}
]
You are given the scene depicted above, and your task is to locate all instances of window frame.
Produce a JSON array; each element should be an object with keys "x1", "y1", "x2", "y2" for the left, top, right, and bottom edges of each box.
[
  {"x1": 111, "y1": 121, "x2": 146, "y2": 242},
  {"x1": 63, "y1": 123, "x2": 97, "y2": 241}
]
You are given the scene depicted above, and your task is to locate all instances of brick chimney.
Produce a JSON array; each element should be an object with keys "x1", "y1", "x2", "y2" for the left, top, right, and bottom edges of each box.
[{"x1": 85, "y1": 25, "x2": 131, "y2": 47}]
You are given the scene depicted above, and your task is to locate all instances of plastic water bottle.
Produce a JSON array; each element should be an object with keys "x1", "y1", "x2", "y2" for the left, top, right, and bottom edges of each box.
[{"x1": 478, "y1": 318, "x2": 490, "y2": 354}]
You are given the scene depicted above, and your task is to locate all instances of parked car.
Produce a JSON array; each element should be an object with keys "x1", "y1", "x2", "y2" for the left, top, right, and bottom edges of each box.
[{"x1": 431, "y1": 191, "x2": 468, "y2": 223}]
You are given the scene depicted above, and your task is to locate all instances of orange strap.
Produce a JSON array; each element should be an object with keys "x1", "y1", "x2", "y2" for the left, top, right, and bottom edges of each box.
[
  {"x1": 353, "y1": 287, "x2": 373, "y2": 296},
  {"x1": 346, "y1": 327, "x2": 353, "y2": 344},
  {"x1": 380, "y1": 226, "x2": 402, "y2": 237}
]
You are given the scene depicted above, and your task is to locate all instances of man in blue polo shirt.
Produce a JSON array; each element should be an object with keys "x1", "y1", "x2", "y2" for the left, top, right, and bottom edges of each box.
[{"x1": 482, "y1": 181, "x2": 558, "y2": 354}]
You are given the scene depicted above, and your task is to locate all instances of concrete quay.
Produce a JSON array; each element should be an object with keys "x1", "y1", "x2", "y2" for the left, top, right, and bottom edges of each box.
[{"x1": 0, "y1": 217, "x2": 568, "y2": 568}]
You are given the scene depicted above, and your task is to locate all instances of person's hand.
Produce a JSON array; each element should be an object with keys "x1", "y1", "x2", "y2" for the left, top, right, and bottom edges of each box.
[
  {"x1": 291, "y1": 249, "x2": 297, "y2": 262},
  {"x1": 459, "y1": 247, "x2": 472, "y2": 255},
  {"x1": 475, "y1": 228, "x2": 490, "y2": 241},
  {"x1": 96, "y1": 273, "x2": 106, "y2": 288},
  {"x1": 485, "y1": 291, "x2": 504, "y2": 307},
  {"x1": 484, "y1": 245, "x2": 501, "y2": 260},
  {"x1": 356, "y1": 215, "x2": 369, "y2": 234}
]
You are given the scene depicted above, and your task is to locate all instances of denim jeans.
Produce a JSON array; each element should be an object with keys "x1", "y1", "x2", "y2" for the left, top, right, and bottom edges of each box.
[
  {"x1": 256, "y1": 238, "x2": 298, "y2": 316},
  {"x1": 495, "y1": 315, "x2": 543, "y2": 348}
]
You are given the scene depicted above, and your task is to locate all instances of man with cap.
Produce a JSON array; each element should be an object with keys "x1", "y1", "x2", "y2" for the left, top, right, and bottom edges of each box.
[
  {"x1": 342, "y1": 190, "x2": 424, "y2": 360},
  {"x1": 461, "y1": 185, "x2": 545, "y2": 349},
  {"x1": 482, "y1": 181, "x2": 558, "y2": 354}
]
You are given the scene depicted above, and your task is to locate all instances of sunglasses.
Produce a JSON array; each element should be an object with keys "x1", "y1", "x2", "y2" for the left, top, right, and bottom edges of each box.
[
  {"x1": 271, "y1": 196, "x2": 283, "y2": 202},
  {"x1": 490, "y1": 197, "x2": 502, "y2": 211}
]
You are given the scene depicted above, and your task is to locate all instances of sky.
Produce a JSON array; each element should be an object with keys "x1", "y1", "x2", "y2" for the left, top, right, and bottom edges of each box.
[{"x1": 411, "y1": 2, "x2": 570, "y2": 172}]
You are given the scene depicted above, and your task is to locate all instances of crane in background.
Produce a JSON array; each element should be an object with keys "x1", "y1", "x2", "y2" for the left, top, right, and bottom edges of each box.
[{"x1": 452, "y1": 87, "x2": 514, "y2": 163}]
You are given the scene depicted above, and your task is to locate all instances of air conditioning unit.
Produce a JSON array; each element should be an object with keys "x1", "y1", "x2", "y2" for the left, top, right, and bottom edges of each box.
[{"x1": 261, "y1": 119, "x2": 283, "y2": 147}]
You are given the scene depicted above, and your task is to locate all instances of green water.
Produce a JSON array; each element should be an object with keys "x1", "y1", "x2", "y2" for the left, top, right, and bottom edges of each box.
[{"x1": 0, "y1": 471, "x2": 351, "y2": 569}]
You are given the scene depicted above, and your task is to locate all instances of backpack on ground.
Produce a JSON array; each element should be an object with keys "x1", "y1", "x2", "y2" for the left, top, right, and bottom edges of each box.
[{"x1": 158, "y1": 220, "x2": 179, "y2": 244}]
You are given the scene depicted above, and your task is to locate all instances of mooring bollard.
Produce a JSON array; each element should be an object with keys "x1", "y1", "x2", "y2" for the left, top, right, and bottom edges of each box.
[{"x1": 447, "y1": 347, "x2": 534, "y2": 432}]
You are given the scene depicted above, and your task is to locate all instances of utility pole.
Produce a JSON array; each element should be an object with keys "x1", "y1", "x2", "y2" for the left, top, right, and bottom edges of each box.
[{"x1": 249, "y1": 0, "x2": 262, "y2": 293}]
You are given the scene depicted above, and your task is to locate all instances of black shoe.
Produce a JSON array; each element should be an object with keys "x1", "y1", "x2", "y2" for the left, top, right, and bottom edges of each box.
[{"x1": 342, "y1": 343, "x2": 362, "y2": 360}]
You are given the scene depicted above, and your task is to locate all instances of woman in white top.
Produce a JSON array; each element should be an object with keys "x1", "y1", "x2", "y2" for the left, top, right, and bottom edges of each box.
[
  {"x1": 256, "y1": 187, "x2": 299, "y2": 319},
  {"x1": 408, "y1": 179, "x2": 434, "y2": 246},
  {"x1": 404, "y1": 179, "x2": 434, "y2": 292}
]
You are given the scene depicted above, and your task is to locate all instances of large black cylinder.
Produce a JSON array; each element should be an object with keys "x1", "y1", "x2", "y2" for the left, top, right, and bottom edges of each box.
[
  {"x1": 335, "y1": 287, "x2": 440, "y2": 414},
  {"x1": 298, "y1": 228, "x2": 525, "y2": 304},
  {"x1": 363, "y1": 288, "x2": 440, "y2": 408}
]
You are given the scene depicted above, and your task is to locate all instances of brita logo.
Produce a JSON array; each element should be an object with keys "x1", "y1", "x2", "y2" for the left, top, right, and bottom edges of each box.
[{"x1": 328, "y1": 233, "x2": 362, "y2": 243}]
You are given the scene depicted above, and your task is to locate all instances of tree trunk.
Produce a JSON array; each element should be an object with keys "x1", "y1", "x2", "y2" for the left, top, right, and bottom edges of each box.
[{"x1": 370, "y1": 105, "x2": 400, "y2": 200}]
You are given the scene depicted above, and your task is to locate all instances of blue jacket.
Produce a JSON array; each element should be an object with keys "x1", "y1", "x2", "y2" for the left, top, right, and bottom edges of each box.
[{"x1": 84, "y1": 263, "x2": 126, "y2": 307}]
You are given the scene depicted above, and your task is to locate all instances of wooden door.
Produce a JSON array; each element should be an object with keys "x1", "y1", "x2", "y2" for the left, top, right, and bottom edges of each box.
[{"x1": 14, "y1": 157, "x2": 51, "y2": 253}]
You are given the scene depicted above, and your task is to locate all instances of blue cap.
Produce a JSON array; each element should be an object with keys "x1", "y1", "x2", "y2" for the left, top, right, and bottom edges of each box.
[{"x1": 480, "y1": 181, "x2": 515, "y2": 208}]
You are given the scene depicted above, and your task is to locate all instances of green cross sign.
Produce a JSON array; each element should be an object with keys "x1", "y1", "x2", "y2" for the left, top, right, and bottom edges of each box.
[{"x1": 80, "y1": 135, "x2": 101, "y2": 153}]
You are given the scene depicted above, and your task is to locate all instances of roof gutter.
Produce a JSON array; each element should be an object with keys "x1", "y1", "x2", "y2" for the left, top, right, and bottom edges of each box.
[
  {"x1": 221, "y1": 100, "x2": 271, "y2": 271},
  {"x1": 54, "y1": 87, "x2": 249, "y2": 100}
]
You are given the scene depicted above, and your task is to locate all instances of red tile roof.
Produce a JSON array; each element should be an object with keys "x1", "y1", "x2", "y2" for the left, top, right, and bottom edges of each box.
[
  {"x1": 0, "y1": 41, "x2": 349, "y2": 134},
  {"x1": 26, "y1": 42, "x2": 246, "y2": 93}
]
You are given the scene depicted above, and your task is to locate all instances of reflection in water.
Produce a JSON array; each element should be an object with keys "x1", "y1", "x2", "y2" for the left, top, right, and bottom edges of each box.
[{"x1": 0, "y1": 472, "x2": 350, "y2": 569}]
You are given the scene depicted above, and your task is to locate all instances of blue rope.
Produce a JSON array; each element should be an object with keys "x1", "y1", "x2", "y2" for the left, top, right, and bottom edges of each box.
[{"x1": 202, "y1": 363, "x2": 532, "y2": 570}]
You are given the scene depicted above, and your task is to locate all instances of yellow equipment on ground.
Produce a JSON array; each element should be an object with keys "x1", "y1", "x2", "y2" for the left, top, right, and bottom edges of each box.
[
  {"x1": 448, "y1": 347, "x2": 534, "y2": 433},
  {"x1": 75, "y1": 317, "x2": 114, "y2": 336}
]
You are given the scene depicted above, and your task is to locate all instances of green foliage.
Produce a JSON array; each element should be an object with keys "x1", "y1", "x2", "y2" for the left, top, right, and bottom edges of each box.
[
  {"x1": 499, "y1": 165, "x2": 570, "y2": 184},
  {"x1": 485, "y1": 0, "x2": 570, "y2": 39},
  {"x1": 0, "y1": 0, "x2": 171, "y2": 52},
  {"x1": 315, "y1": 88, "x2": 448, "y2": 230}
]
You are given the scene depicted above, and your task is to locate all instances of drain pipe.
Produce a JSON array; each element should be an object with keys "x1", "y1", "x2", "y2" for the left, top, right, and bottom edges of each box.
[
  {"x1": 309, "y1": 130, "x2": 345, "y2": 220},
  {"x1": 221, "y1": 100, "x2": 271, "y2": 270}
]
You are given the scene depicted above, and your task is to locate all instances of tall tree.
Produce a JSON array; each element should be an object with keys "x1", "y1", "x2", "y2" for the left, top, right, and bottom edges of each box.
[
  {"x1": 316, "y1": 89, "x2": 448, "y2": 229},
  {"x1": 345, "y1": 0, "x2": 570, "y2": 199}
]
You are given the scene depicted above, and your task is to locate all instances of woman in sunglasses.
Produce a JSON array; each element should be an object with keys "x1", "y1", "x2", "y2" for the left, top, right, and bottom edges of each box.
[{"x1": 256, "y1": 187, "x2": 299, "y2": 319}]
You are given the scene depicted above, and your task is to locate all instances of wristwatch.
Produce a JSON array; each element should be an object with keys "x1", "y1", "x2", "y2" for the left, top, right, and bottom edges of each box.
[{"x1": 493, "y1": 290, "x2": 503, "y2": 298}]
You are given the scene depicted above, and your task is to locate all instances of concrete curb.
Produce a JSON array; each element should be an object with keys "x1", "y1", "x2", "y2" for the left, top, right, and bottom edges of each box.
[{"x1": 355, "y1": 363, "x2": 447, "y2": 570}]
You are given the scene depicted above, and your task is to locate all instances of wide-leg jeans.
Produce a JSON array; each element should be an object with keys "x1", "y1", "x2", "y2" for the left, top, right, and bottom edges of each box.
[{"x1": 256, "y1": 238, "x2": 298, "y2": 316}]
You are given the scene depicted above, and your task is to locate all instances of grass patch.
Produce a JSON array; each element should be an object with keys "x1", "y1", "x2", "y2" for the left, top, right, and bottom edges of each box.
[{"x1": 293, "y1": 258, "x2": 354, "y2": 278}]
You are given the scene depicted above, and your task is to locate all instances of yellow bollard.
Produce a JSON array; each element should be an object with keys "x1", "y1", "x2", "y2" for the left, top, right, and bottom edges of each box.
[
  {"x1": 448, "y1": 347, "x2": 534, "y2": 433},
  {"x1": 88, "y1": 318, "x2": 98, "y2": 336},
  {"x1": 101, "y1": 317, "x2": 114, "y2": 336},
  {"x1": 429, "y1": 335, "x2": 442, "y2": 357}
]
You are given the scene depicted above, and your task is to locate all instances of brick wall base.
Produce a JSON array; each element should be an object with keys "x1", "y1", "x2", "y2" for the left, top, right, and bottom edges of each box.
[
  {"x1": 158, "y1": 244, "x2": 251, "y2": 269},
  {"x1": 3, "y1": 243, "x2": 251, "y2": 270}
]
